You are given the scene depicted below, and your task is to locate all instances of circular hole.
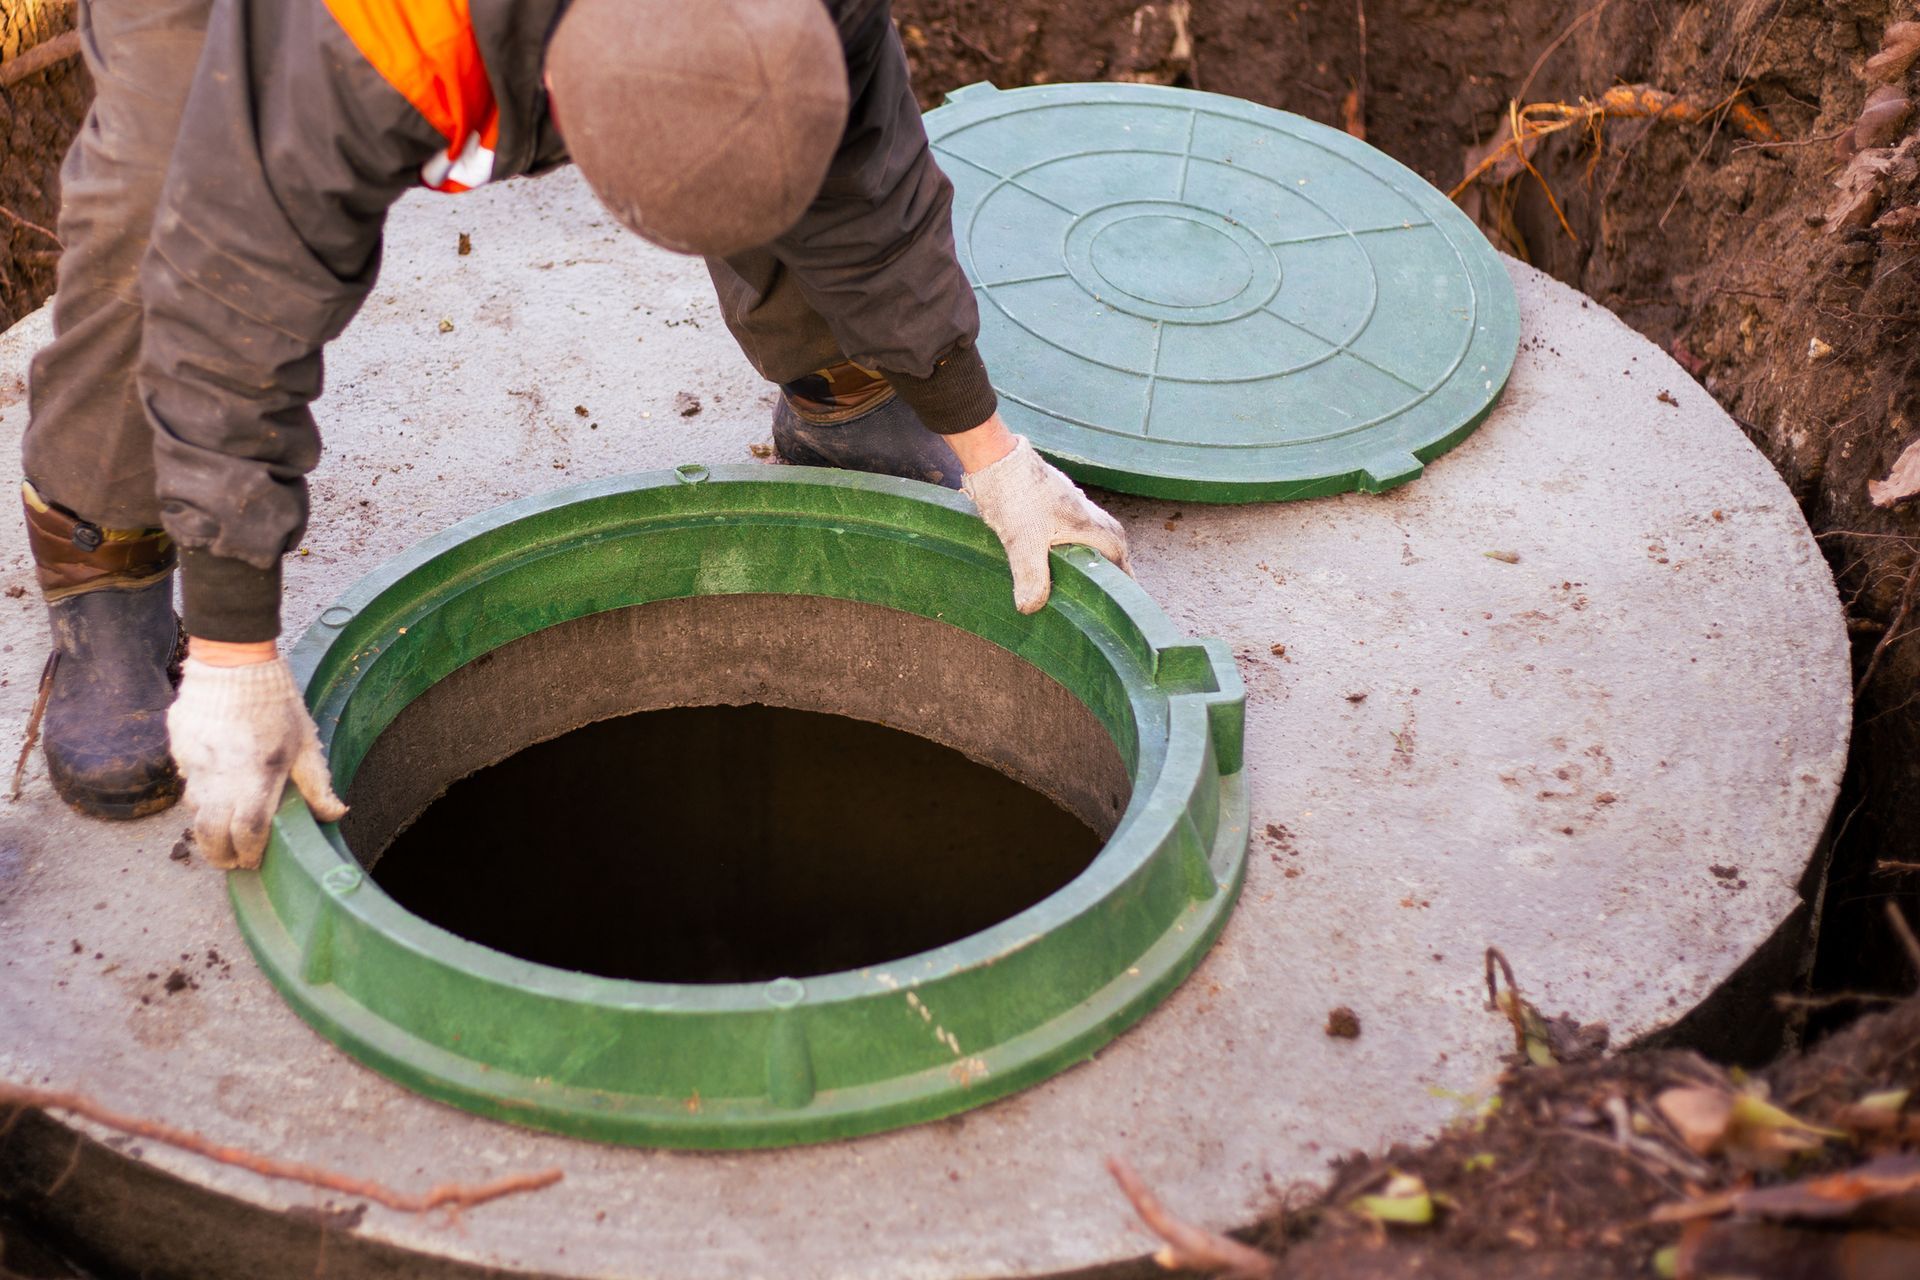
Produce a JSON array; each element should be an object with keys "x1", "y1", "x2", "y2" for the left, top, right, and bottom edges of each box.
[{"x1": 341, "y1": 595, "x2": 1130, "y2": 985}]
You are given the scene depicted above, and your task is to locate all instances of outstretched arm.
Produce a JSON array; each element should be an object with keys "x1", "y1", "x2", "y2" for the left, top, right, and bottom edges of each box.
[{"x1": 140, "y1": 0, "x2": 446, "y2": 865}]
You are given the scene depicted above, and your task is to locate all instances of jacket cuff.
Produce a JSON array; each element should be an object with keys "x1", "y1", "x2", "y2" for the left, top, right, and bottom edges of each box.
[
  {"x1": 882, "y1": 340, "x2": 999, "y2": 435},
  {"x1": 180, "y1": 547, "x2": 282, "y2": 643}
]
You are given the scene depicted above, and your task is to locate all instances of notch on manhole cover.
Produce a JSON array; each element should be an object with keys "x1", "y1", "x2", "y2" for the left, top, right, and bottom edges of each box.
[
  {"x1": 928, "y1": 82, "x2": 1521, "y2": 502},
  {"x1": 232, "y1": 468, "x2": 1248, "y2": 1148}
]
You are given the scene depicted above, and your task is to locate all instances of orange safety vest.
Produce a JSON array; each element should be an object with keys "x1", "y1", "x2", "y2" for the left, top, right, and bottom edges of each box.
[{"x1": 324, "y1": 0, "x2": 499, "y2": 192}]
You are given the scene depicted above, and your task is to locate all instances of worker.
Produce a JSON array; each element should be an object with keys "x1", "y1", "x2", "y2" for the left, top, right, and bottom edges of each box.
[{"x1": 19, "y1": 0, "x2": 1130, "y2": 869}]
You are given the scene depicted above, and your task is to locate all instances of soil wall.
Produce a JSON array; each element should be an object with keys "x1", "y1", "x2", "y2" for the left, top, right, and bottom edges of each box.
[{"x1": 0, "y1": 0, "x2": 85, "y2": 331}]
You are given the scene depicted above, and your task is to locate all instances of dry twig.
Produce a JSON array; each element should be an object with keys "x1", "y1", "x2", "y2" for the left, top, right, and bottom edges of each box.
[
  {"x1": 10, "y1": 653, "x2": 56, "y2": 802},
  {"x1": 1856, "y1": 558, "x2": 1920, "y2": 699},
  {"x1": 1774, "y1": 990, "x2": 1903, "y2": 1011},
  {"x1": 1484, "y1": 946, "x2": 1529, "y2": 1056},
  {"x1": 0, "y1": 1082, "x2": 563, "y2": 1215},
  {"x1": 0, "y1": 204, "x2": 63, "y2": 249},
  {"x1": 1107, "y1": 1156, "x2": 1276, "y2": 1279},
  {"x1": 0, "y1": 30, "x2": 82, "y2": 90},
  {"x1": 1886, "y1": 902, "x2": 1920, "y2": 983},
  {"x1": 935, "y1": 20, "x2": 1000, "y2": 65},
  {"x1": 1345, "y1": 0, "x2": 1367, "y2": 141}
]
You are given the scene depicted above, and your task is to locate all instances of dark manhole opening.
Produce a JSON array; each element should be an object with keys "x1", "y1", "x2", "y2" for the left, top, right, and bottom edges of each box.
[
  {"x1": 339, "y1": 593, "x2": 1134, "y2": 987},
  {"x1": 370, "y1": 703, "x2": 1104, "y2": 984}
]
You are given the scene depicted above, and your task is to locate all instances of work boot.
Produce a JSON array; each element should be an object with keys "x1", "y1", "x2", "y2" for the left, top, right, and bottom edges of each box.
[
  {"x1": 22, "y1": 483, "x2": 183, "y2": 819},
  {"x1": 772, "y1": 361, "x2": 965, "y2": 490}
]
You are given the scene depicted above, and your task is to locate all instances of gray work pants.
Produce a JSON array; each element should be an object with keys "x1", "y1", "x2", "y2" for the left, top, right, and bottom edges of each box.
[{"x1": 22, "y1": 0, "x2": 212, "y2": 530}]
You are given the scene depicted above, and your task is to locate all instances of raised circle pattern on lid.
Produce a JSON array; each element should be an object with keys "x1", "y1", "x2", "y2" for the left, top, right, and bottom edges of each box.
[{"x1": 926, "y1": 82, "x2": 1521, "y2": 502}]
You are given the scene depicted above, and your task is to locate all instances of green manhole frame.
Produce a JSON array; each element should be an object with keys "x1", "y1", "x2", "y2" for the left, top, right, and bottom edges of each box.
[
  {"x1": 927, "y1": 81, "x2": 1522, "y2": 503},
  {"x1": 230, "y1": 465, "x2": 1248, "y2": 1149}
]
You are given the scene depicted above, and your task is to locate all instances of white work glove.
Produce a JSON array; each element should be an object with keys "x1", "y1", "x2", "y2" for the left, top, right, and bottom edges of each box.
[
  {"x1": 962, "y1": 435, "x2": 1132, "y2": 614},
  {"x1": 167, "y1": 657, "x2": 348, "y2": 871}
]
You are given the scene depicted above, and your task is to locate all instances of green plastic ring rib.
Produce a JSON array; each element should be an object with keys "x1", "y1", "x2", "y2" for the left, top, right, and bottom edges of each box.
[{"x1": 230, "y1": 466, "x2": 1248, "y2": 1148}]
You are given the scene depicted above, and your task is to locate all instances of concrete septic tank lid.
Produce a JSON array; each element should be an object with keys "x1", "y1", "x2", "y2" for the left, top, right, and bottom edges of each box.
[
  {"x1": 0, "y1": 169, "x2": 1851, "y2": 1280},
  {"x1": 928, "y1": 82, "x2": 1521, "y2": 502},
  {"x1": 239, "y1": 466, "x2": 1248, "y2": 1148}
]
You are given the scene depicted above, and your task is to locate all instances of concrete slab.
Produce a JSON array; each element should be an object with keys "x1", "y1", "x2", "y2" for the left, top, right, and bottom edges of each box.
[{"x1": 0, "y1": 168, "x2": 1850, "y2": 1278}]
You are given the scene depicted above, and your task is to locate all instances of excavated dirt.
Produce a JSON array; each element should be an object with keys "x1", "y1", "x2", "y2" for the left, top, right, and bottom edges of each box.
[{"x1": 1230, "y1": 988, "x2": 1920, "y2": 1278}]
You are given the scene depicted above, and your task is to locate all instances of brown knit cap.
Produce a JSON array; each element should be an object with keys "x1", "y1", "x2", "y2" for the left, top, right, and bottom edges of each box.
[{"x1": 546, "y1": 0, "x2": 849, "y2": 258}]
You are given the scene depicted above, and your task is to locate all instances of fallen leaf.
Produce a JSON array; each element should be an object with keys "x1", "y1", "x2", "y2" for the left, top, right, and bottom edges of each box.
[
  {"x1": 1856, "y1": 89, "x2": 1913, "y2": 149},
  {"x1": 1828, "y1": 147, "x2": 1896, "y2": 231},
  {"x1": 1732, "y1": 1092, "x2": 1845, "y2": 1144},
  {"x1": 1865, "y1": 21, "x2": 1920, "y2": 83},
  {"x1": 1484, "y1": 549, "x2": 1521, "y2": 564},
  {"x1": 1684, "y1": 1221, "x2": 1920, "y2": 1280},
  {"x1": 1494, "y1": 991, "x2": 1558, "y2": 1066},
  {"x1": 1809, "y1": 337, "x2": 1835, "y2": 361},
  {"x1": 1730, "y1": 1155, "x2": 1920, "y2": 1226},
  {"x1": 1656, "y1": 1087, "x2": 1838, "y2": 1168},
  {"x1": 1659, "y1": 1086, "x2": 1734, "y2": 1156},
  {"x1": 1355, "y1": 1173, "x2": 1434, "y2": 1226},
  {"x1": 1869, "y1": 439, "x2": 1920, "y2": 509}
]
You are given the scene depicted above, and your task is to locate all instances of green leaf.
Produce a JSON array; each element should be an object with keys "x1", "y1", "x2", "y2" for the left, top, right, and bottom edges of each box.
[{"x1": 1355, "y1": 1173, "x2": 1435, "y2": 1226}]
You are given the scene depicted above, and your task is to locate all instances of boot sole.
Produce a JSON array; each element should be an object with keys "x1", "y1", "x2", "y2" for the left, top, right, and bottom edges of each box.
[{"x1": 45, "y1": 764, "x2": 183, "y2": 822}]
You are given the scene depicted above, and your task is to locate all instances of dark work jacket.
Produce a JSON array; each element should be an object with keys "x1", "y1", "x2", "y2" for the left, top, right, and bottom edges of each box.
[{"x1": 139, "y1": 0, "x2": 988, "y2": 641}]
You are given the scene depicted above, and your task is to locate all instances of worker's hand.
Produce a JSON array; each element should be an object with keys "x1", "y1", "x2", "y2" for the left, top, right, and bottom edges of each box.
[
  {"x1": 962, "y1": 434, "x2": 1132, "y2": 614},
  {"x1": 167, "y1": 655, "x2": 347, "y2": 871}
]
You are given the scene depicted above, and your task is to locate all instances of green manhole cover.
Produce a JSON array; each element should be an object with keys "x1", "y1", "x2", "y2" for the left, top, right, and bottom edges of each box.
[
  {"x1": 231, "y1": 467, "x2": 1248, "y2": 1149},
  {"x1": 927, "y1": 82, "x2": 1521, "y2": 502}
]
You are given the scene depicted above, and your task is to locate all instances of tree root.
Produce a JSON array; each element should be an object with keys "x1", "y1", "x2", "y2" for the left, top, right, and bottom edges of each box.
[
  {"x1": 1107, "y1": 1156, "x2": 1276, "y2": 1279},
  {"x1": 0, "y1": 1082, "x2": 563, "y2": 1216},
  {"x1": 1451, "y1": 83, "x2": 1778, "y2": 240}
]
